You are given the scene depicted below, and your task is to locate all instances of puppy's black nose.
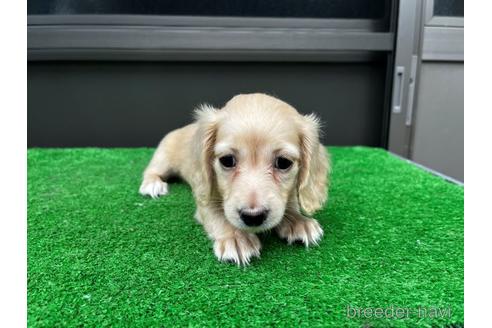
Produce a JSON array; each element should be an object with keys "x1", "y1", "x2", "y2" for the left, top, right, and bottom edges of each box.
[{"x1": 239, "y1": 208, "x2": 269, "y2": 227}]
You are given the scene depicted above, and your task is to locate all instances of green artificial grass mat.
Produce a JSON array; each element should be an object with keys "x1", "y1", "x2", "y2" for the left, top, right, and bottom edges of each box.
[{"x1": 28, "y1": 147, "x2": 463, "y2": 327}]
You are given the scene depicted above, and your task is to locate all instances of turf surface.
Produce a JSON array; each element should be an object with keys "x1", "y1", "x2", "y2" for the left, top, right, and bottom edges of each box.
[{"x1": 27, "y1": 147, "x2": 463, "y2": 327}]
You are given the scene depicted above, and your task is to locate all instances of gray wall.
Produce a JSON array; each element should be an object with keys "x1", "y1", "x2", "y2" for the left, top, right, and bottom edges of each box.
[
  {"x1": 28, "y1": 60, "x2": 388, "y2": 148},
  {"x1": 411, "y1": 62, "x2": 464, "y2": 181}
]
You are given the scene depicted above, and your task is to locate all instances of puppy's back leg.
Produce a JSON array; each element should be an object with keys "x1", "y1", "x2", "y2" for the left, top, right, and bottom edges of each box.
[{"x1": 139, "y1": 136, "x2": 175, "y2": 198}]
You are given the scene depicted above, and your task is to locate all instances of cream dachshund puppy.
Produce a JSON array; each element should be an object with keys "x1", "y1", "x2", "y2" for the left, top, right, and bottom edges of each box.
[{"x1": 139, "y1": 93, "x2": 330, "y2": 265}]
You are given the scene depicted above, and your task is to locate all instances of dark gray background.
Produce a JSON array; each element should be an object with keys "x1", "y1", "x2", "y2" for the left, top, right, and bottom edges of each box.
[{"x1": 28, "y1": 60, "x2": 387, "y2": 147}]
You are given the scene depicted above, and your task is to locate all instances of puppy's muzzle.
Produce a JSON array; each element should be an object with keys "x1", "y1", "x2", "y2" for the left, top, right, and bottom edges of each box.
[{"x1": 238, "y1": 208, "x2": 269, "y2": 227}]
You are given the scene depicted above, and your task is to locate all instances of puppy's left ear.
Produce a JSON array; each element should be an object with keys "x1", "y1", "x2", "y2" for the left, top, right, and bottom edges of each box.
[{"x1": 297, "y1": 114, "x2": 330, "y2": 215}]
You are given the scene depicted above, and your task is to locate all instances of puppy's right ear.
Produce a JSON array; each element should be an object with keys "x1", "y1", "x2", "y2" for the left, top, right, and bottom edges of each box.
[{"x1": 192, "y1": 104, "x2": 220, "y2": 206}]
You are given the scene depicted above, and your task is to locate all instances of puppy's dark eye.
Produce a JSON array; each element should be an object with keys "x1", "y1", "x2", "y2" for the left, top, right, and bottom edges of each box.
[
  {"x1": 275, "y1": 156, "x2": 293, "y2": 170},
  {"x1": 219, "y1": 155, "x2": 236, "y2": 169}
]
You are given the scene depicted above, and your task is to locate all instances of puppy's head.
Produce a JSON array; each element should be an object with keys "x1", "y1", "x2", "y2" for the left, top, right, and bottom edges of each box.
[{"x1": 194, "y1": 93, "x2": 328, "y2": 232}]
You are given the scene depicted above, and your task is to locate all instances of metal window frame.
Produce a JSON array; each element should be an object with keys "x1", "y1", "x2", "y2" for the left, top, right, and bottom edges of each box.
[
  {"x1": 28, "y1": 14, "x2": 388, "y2": 30},
  {"x1": 422, "y1": 0, "x2": 464, "y2": 61},
  {"x1": 28, "y1": 15, "x2": 394, "y2": 62},
  {"x1": 387, "y1": 0, "x2": 464, "y2": 158},
  {"x1": 28, "y1": 6, "x2": 399, "y2": 148},
  {"x1": 422, "y1": 26, "x2": 463, "y2": 61},
  {"x1": 424, "y1": 0, "x2": 464, "y2": 27},
  {"x1": 387, "y1": 0, "x2": 424, "y2": 157}
]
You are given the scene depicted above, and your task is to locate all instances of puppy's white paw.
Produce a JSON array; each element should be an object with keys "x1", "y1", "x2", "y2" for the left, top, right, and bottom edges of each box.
[
  {"x1": 139, "y1": 179, "x2": 168, "y2": 198},
  {"x1": 214, "y1": 231, "x2": 261, "y2": 266},
  {"x1": 276, "y1": 218, "x2": 323, "y2": 247}
]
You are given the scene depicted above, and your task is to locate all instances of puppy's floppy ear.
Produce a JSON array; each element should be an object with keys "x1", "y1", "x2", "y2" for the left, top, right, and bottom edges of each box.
[
  {"x1": 192, "y1": 104, "x2": 220, "y2": 206},
  {"x1": 297, "y1": 114, "x2": 330, "y2": 215}
]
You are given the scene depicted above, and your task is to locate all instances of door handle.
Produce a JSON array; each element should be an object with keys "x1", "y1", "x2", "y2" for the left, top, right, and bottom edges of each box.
[
  {"x1": 392, "y1": 66, "x2": 405, "y2": 114},
  {"x1": 405, "y1": 56, "x2": 418, "y2": 126}
]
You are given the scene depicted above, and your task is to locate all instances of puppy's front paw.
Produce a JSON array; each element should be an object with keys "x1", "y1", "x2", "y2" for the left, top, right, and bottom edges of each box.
[
  {"x1": 213, "y1": 231, "x2": 261, "y2": 266},
  {"x1": 139, "y1": 179, "x2": 168, "y2": 198},
  {"x1": 276, "y1": 218, "x2": 323, "y2": 247}
]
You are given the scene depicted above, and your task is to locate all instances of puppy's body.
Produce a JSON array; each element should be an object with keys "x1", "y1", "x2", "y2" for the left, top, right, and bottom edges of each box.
[{"x1": 140, "y1": 93, "x2": 330, "y2": 265}]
